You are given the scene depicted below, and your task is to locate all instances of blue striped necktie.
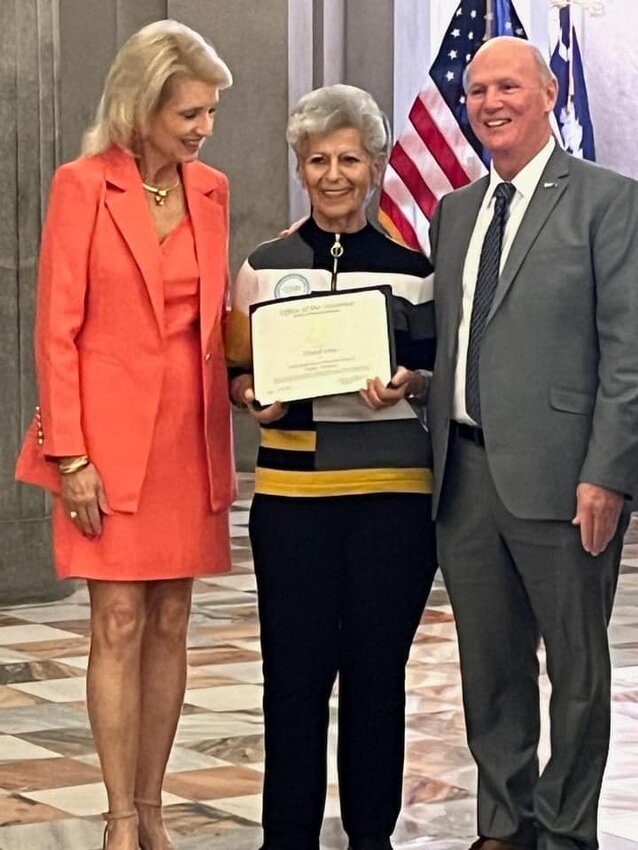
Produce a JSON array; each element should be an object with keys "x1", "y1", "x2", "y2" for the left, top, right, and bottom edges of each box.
[{"x1": 465, "y1": 181, "x2": 516, "y2": 426}]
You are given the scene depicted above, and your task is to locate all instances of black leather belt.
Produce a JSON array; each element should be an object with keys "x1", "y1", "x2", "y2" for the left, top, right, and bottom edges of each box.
[{"x1": 450, "y1": 420, "x2": 485, "y2": 447}]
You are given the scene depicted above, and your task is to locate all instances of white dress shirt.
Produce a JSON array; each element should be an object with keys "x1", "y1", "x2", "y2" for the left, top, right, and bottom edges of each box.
[{"x1": 452, "y1": 137, "x2": 556, "y2": 425}]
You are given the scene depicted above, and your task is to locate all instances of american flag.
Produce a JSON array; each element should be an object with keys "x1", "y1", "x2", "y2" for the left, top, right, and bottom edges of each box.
[
  {"x1": 378, "y1": 1, "x2": 527, "y2": 252},
  {"x1": 549, "y1": 6, "x2": 596, "y2": 161}
]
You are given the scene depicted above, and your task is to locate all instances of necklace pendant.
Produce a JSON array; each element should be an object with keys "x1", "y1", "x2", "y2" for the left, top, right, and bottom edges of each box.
[{"x1": 142, "y1": 178, "x2": 178, "y2": 205}]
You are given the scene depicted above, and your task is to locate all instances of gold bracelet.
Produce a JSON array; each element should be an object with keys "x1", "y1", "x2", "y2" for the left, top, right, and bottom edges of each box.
[{"x1": 58, "y1": 455, "x2": 90, "y2": 475}]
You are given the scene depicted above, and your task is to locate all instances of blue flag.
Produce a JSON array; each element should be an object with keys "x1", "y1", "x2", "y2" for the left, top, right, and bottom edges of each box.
[{"x1": 550, "y1": 7, "x2": 596, "y2": 161}]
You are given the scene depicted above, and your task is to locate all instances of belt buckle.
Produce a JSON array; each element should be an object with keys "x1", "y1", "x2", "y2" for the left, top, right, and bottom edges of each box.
[
  {"x1": 453, "y1": 421, "x2": 485, "y2": 447},
  {"x1": 468, "y1": 427, "x2": 484, "y2": 447}
]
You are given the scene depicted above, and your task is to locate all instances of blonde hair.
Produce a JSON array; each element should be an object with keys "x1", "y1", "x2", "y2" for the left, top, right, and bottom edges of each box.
[{"x1": 82, "y1": 19, "x2": 232, "y2": 156}]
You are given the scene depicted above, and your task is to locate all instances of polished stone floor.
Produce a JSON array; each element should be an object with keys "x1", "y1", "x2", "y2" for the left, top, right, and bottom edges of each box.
[{"x1": 0, "y1": 475, "x2": 636, "y2": 849}]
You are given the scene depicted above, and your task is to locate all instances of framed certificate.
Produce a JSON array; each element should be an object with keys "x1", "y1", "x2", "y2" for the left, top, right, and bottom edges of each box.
[{"x1": 250, "y1": 286, "x2": 396, "y2": 405}]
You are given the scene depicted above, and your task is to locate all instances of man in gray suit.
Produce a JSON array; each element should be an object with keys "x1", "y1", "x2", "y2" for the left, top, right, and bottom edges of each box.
[{"x1": 426, "y1": 36, "x2": 638, "y2": 850}]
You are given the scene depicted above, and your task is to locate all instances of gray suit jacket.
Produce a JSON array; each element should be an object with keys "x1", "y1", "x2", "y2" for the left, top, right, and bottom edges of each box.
[{"x1": 428, "y1": 146, "x2": 638, "y2": 519}]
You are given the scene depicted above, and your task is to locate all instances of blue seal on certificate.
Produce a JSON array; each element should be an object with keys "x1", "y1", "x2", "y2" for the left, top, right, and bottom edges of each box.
[{"x1": 274, "y1": 273, "x2": 311, "y2": 298}]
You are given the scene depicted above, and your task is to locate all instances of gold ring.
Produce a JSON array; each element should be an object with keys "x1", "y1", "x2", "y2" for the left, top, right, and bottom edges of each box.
[{"x1": 69, "y1": 510, "x2": 78, "y2": 519}]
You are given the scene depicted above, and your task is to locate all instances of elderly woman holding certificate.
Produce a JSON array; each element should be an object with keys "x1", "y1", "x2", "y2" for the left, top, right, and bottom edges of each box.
[{"x1": 226, "y1": 84, "x2": 436, "y2": 850}]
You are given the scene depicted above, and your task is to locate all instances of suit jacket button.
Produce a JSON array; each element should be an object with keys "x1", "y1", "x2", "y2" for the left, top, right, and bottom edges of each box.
[{"x1": 204, "y1": 352, "x2": 212, "y2": 362}]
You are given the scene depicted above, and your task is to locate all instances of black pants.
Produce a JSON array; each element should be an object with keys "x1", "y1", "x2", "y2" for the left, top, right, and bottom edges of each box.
[
  {"x1": 249, "y1": 493, "x2": 437, "y2": 850},
  {"x1": 437, "y1": 434, "x2": 629, "y2": 850}
]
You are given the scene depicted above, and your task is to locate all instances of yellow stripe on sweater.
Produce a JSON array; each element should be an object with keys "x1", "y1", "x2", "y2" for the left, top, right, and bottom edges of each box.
[
  {"x1": 260, "y1": 429, "x2": 317, "y2": 452},
  {"x1": 255, "y1": 467, "x2": 433, "y2": 497}
]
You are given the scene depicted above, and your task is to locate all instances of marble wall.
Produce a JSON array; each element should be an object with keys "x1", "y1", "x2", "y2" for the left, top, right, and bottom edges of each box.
[{"x1": 2, "y1": 0, "x2": 60, "y2": 604}]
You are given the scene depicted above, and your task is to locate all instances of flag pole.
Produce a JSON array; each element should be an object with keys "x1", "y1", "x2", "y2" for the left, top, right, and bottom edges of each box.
[
  {"x1": 564, "y1": 1, "x2": 576, "y2": 122},
  {"x1": 485, "y1": 0, "x2": 495, "y2": 40},
  {"x1": 567, "y1": 3, "x2": 576, "y2": 103}
]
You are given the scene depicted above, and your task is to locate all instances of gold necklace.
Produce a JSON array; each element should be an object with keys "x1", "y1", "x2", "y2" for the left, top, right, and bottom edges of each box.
[{"x1": 142, "y1": 177, "x2": 180, "y2": 206}]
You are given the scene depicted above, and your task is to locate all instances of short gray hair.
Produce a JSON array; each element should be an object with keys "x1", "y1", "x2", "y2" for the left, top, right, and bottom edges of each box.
[
  {"x1": 286, "y1": 84, "x2": 389, "y2": 160},
  {"x1": 463, "y1": 37, "x2": 556, "y2": 92},
  {"x1": 82, "y1": 19, "x2": 232, "y2": 156}
]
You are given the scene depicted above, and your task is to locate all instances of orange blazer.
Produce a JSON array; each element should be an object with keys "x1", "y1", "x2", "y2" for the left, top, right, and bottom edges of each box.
[{"x1": 16, "y1": 146, "x2": 236, "y2": 513}]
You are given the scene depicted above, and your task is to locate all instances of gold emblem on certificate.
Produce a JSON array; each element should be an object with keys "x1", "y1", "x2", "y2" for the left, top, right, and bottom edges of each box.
[{"x1": 250, "y1": 287, "x2": 395, "y2": 405}]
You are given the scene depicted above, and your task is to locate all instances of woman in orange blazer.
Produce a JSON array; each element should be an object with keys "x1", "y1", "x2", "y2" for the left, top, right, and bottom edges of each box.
[{"x1": 16, "y1": 20, "x2": 235, "y2": 850}]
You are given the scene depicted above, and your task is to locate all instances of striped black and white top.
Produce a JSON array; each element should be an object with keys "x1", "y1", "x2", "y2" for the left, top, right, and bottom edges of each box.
[{"x1": 226, "y1": 217, "x2": 435, "y2": 498}]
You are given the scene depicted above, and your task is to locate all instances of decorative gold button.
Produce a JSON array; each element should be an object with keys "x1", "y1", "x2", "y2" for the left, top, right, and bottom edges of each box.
[{"x1": 37, "y1": 438, "x2": 44, "y2": 446}]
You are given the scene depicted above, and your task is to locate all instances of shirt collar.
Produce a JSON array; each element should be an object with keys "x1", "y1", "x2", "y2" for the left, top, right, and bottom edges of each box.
[{"x1": 484, "y1": 136, "x2": 556, "y2": 208}]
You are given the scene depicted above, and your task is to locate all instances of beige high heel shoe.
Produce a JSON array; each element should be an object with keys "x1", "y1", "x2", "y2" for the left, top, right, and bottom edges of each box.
[
  {"x1": 101, "y1": 809, "x2": 138, "y2": 850},
  {"x1": 134, "y1": 799, "x2": 173, "y2": 850}
]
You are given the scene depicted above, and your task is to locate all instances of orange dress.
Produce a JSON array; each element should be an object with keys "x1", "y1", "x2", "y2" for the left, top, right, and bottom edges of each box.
[{"x1": 53, "y1": 216, "x2": 231, "y2": 581}]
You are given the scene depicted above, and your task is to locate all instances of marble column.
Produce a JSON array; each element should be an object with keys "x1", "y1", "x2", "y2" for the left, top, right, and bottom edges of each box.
[
  {"x1": 169, "y1": 0, "x2": 292, "y2": 471},
  {"x1": 57, "y1": 0, "x2": 168, "y2": 163},
  {"x1": 167, "y1": 0, "x2": 290, "y2": 271},
  {"x1": 0, "y1": 0, "x2": 65, "y2": 603}
]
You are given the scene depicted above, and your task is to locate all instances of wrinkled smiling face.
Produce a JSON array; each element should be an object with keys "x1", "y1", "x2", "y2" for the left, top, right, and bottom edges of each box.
[
  {"x1": 144, "y1": 77, "x2": 220, "y2": 165},
  {"x1": 466, "y1": 41, "x2": 557, "y2": 176},
  {"x1": 299, "y1": 127, "x2": 383, "y2": 232}
]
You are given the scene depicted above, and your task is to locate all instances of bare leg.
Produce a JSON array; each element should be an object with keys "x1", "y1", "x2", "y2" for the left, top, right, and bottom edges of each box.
[
  {"x1": 87, "y1": 580, "x2": 147, "y2": 850},
  {"x1": 135, "y1": 578, "x2": 193, "y2": 850}
]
